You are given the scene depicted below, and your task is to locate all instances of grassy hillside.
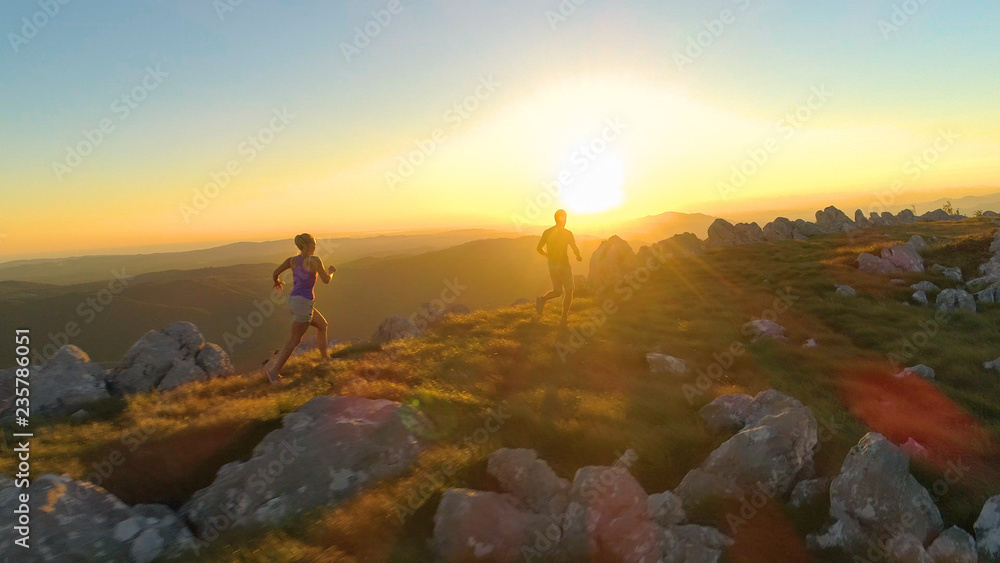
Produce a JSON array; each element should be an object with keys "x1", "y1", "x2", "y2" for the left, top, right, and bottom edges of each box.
[{"x1": 3, "y1": 219, "x2": 999, "y2": 561}]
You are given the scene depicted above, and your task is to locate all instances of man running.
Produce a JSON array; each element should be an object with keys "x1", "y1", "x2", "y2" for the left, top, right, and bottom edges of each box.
[{"x1": 536, "y1": 209, "x2": 583, "y2": 325}]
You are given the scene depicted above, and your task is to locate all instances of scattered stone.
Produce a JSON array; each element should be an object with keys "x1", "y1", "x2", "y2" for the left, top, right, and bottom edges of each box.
[
  {"x1": 943, "y1": 267, "x2": 965, "y2": 283},
  {"x1": 835, "y1": 285, "x2": 857, "y2": 297},
  {"x1": 181, "y1": 396, "x2": 427, "y2": 535},
  {"x1": 911, "y1": 281, "x2": 941, "y2": 293},
  {"x1": 927, "y1": 526, "x2": 977, "y2": 563},
  {"x1": 913, "y1": 291, "x2": 929, "y2": 306},
  {"x1": 0, "y1": 474, "x2": 194, "y2": 562},
  {"x1": 895, "y1": 364, "x2": 936, "y2": 380},
  {"x1": 0, "y1": 345, "x2": 109, "y2": 417},
  {"x1": 931, "y1": 264, "x2": 947, "y2": 273},
  {"x1": 986, "y1": 357, "x2": 1000, "y2": 372},
  {"x1": 859, "y1": 253, "x2": 903, "y2": 275},
  {"x1": 906, "y1": 235, "x2": 929, "y2": 251},
  {"x1": 646, "y1": 353, "x2": 689, "y2": 376},
  {"x1": 882, "y1": 245, "x2": 925, "y2": 273},
  {"x1": 487, "y1": 448, "x2": 570, "y2": 515},
  {"x1": 809, "y1": 433, "x2": 942, "y2": 555},
  {"x1": 977, "y1": 283, "x2": 1000, "y2": 303},
  {"x1": 372, "y1": 315, "x2": 422, "y2": 346},
  {"x1": 937, "y1": 289, "x2": 977, "y2": 314},
  {"x1": 803, "y1": 339, "x2": 819, "y2": 348},
  {"x1": 742, "y1": 320, "x2": 788, "y2": 342}
]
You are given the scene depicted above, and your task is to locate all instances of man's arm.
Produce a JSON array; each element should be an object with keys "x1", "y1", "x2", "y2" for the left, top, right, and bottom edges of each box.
[
  {"x1": 310, "y1": 256, "x2": 334, "y2": 284},
  {"x1": 569, "y1": 232, "x2": 582, "y2": 261},
  {"x1": 272, "y1": 257, "x2": 292, "y2": 290},
  {"x1": 537, "y1": 230, "x2": 549, "y2": 257}
]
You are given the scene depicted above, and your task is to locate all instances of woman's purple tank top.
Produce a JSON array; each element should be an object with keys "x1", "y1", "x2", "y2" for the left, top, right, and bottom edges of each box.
[{"x1": 290, "y1": 256, "x2": 317, "y2": 300}]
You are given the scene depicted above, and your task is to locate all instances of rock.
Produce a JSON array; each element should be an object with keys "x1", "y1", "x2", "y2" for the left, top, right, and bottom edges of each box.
[
  {"x1": 975, "y1": 495, "x2": 1000, "y2": 561},
  {"x1": 882, "y1": 245, "x2": 925, "y2": 273},
  {"x1": 911, "y1": 281, "x2": 941, "y2": 293},
  {"x1": 816, "y1": 206, "x2": 856, "y2": 233},
  {"x1": 372, "y1": 315, "x2": 422, "y2": 346},
  {"x1": 676, "y1": 391, "x2": 818, "y2": 511},
  {"x1": 901, "y1": 438, "x2": 929, "y2": 460},
  {"x1": 984, "y1": 211, "x2": 1000, "y2": 218},
  {"x1": 895, "y1": 364, "x2": 936, "y2": 380},
  {"x1": 906, "y1": 235, "x2": 929, "y2": 251},
  {"x1": 977, "y1": 283, "x2": 1000, "y2": 304},
  {"x1": 1, "y1": 345, "x2": 110, "y2": 416},
  {"x1": 109, "y1": 322, "x2": 233, "y2": 394},
  {"x1": 811, "y1": 433, "x2": 942, "y2": 554},
  {"x1": 835, "y1": 285, "x2": 857, "y2": 297},
  {"x1": 794, "y1": 219, "x2": 824, "y2": 236},
  {"x1": 742, "y1": 320, "x2": 788, "y2": 342},
  {"x1": 790, "y1": 478, "x2": 829, "y2": 509},
  {"x1": 646, "y1": 353, "x2": 689, "y2": 376},
  {"x1": 707, "y1": 219, "x2": 766, "y2": 247},
  {"x1": 897, "y1": 209, "x2": 919, "y2": 224},
  {"x1": 181, "y1": 396, "x2": 426, "y2": 535},
  {"x1": 937, "y1": 289, "x2": 977, "y2": 314},
  {"x1": 804, "y1": 338, "x2": 819, "y2": 348},
  {"x1": 854, "y1": 209, "x2": 872, "y2": 228},
  {"x1": 487, "y1": 448, "x2": 570, "y2": 515},
  {"x1": 561, "y1": 458, "x2": 664, "y2": 562},
  {"x1": 943, "y1": 267, "x2": 964, "y2": 283},
  {"x1": 763, "y1": 217, "x2": 804, "y2": 241},
  {"x1": 661, "y1": 524, "x2": 733, "y2": 563},
  {"x1": 913, "y1": 291, "x2": 929, "y2": 305},
  {"x1": 927, "y1": 526, "x2": 977, "y2": 563},
  {"x1": 433, "y1": 489, "x2": 548, "y2": 562},
  {"x1": 859, "y1": 253, "x2": 903, "y2": 275},
  {"x1": 921, "y1": 209, "x2": 965, "y2": 222},
  {"x1": 587, "y1": 236, "x2": 639, "y2": 294},
  {"x1": 647, "y1": 491, "x2": 686, "y2": 527},
  {"x1": 0, "y1": 474, "x2": 194, "y2": 562},
  {"x1": 887, "y1": 533, "x2": 933, "y2": 563},
  {"x1": 195, "y1": 343, "x2": 235, "y2": 379},
  {"x1": 698, "y1": 394, "x2": 754, "y2": 435},
  {"x1": 986, "y1": 357, "x2": 1000, "y2": 372},
  {"x1": 931, "y1": 264, "x2": 947, "y2": 273}
]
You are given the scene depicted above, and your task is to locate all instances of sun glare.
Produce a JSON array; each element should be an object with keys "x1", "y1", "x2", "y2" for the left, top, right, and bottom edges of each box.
[{"x1": 561, "y1": 154, "x2": 627, "y2": 214}]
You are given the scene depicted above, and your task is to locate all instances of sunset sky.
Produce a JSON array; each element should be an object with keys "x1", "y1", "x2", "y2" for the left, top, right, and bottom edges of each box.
[{"x1": 2, "y1": 0, "x2": 999, "y2": 259}]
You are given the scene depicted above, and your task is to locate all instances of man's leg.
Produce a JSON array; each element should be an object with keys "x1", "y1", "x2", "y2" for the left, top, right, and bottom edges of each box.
[
  {"x1": 537, "y1": 264, "x2": 564, "y2": 314},
  {"x1": 560, "y1": 267, "x2": 574, "y2": 323}
]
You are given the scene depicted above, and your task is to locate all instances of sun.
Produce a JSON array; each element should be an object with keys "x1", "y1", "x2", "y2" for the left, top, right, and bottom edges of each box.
[{"x1": 561, "y1": 154, "x2": 627, "y2": 214}]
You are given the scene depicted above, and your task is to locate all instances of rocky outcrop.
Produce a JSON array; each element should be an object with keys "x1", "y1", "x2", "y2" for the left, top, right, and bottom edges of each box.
[
  {"x1": 921, "y1": 209, "x2": 967, "y2": 222},
  {"x1": 181, "y1": 396, "x2": 426, "y2": 537},
  {"x1": 0, "y1": 345, "x2": 109, "y2": 417},
  {"x1": 706, "y1": 219, "x2": 767, "y2": 247},
  {"x1": 372, "y1": 315, "x2": 422, "y2": 345},
  {"x1": 433, "y1": 449, "x2": 732, "y2": 562},
  {"x1": 816, "y1": 206, "x2": 857, "y2": 233},
  {"x1": 0, "y1": 474, "x2": 194, "y2": 562},
  {"x1": 937, "y1": 289, "x2": 977, "y2": 313},
  {"x1": 762, "y1": 217, "x2": 808, "y2": 241},
  {"x1": 642, "y1": 232, "x2": 705, "y2": 260},
  {"x1": 587, "y1": 236, "x2": 639, "y2": 294},
  {"x1": 109, "y1": 322, "x2": 234, "y2": 394},
  {"x1": 808, "y1": 433, "x2": 943, "y2": 556},
  {"x1": 678, "y1": 390, "x2": 818, "y2": 511}
]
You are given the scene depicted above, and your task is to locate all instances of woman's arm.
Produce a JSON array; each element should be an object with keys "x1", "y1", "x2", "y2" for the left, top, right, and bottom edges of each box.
[
  {"x1": 309, "y1": 256, "x2": 335, "y2": 284},
  {"x1": 272, "y1": 257, "x2": 292, "y2": 290}
]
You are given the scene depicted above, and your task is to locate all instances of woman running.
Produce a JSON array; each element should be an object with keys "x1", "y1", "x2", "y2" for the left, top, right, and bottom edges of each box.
[{"x1": 264, "y1": 233, "x2": 336, "y2": 384}]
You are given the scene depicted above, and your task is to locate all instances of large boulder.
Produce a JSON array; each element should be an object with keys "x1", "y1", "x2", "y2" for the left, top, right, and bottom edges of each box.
[
  {"x1": 937, "y1": 289, "x2": 977, "y2": 314},
  {"x1": 706, "y1": 219, "x2": 739, "y2": 247},
  {"x1": 698, "y1": 394, "x2": 754, "y2": 435},
  {"x1": 977, "y1": 283, "x2": 1000, "y2": 303},
  {"x1": 181, "y1": 396, "x2": 426, "y2": 536},
  {"x1": 809, "y1": 433, "x2": 943, "y2": 555},
  {"x1": 926, "y1": 526, "x2": 977, "y2": 563},
  {"x1": 897, "y1": 209, "x2": 919, "y2": 224},
  {"x1": 676, "y1": 391, "x2": 818, "y2": 511},
  {"x1": 433, "y1": 489, "x2": 549, "y2": 562},
  {"x1": 0, "y1": 474, "x2": 194, "y2": 562},
  {"x1": 0, "y1": 345, "x2": 109, "y2": 416},
  {"x1": 109, "y1": 322, "x2": 234, "y2": 394},
  {"x1": 816, "y1": 206, "x2": 856, "y2": 233},
  {"x1": 372, "y1": 315, "x2": 422, "y2": 346},
  {"x1": 487, "y1": 448, "x2": 570, "y2": 515},
  {"x1": 858, "y1": 253, "x2": 903, "y2": 275},
  {"x1": 881, "y1": 245, "x2": 925, "y2": 273},
  {"x1": 588, "y1": 236, "x2": 639, "y2": 294},
  {"x1": 975, "y1": 495, "x2": 1000, "y2": 561}
]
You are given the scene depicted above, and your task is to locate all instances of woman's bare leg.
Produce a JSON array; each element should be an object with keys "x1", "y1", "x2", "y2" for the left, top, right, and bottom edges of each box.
[
  {"x1": 311, "y1": 310, "x2": 329, "y2": 360},
  {"x1": 267, "y1": 321, "x2": 310, "y2": 383}
]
